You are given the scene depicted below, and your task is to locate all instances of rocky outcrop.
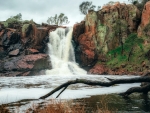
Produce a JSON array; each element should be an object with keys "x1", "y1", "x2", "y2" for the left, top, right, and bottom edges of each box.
[
  {"x1": 0, "y1": 21, "x2": 62, "y2": 76},
  {"x1": 73, "y1": 2, "x2": 141, "y2": 67},
  {"x1": 88, "y1": 64, "x2": 108, "y2": 75},
  {"x1": 0, "y1": 54, "x2": 51, "y2": 76},
  {"x1": 73, "y1": 21, "x2": 85, "y2": 43},
  {"x1": 25, "y1": 49, "x2": 39, "y2": 55},
  {"x1": 2, "y1": 29, "x2": 23, "y2": 52},
  {"x1": 138, "y1": 1, "x2": 150, "y2": 37}
]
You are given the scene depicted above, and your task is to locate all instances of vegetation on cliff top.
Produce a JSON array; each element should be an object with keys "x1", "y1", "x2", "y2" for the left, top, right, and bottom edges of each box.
[
  {"x1": 47, "y1": 13, "x2": 69, "y2": 26},
  {"x1": 1, "y1": 13, "x2": 35, "y2": 28},
  {"x1": 79, "y1": 1, "x2": 101, "y2": 15},
  {"x1": 2, "y1": 13, "x2": 22, "y2": 28},
  {"x1": 129, "y1": 0, "x2": 149, "y2": 11}
]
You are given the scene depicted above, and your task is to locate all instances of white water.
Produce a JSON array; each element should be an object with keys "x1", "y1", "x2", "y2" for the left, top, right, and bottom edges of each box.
[{"x1": 46, "y1": 27, "x2": 86, "y2": 75}]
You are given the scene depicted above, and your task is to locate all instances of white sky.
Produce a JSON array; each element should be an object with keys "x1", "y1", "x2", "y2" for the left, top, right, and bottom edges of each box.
[{"x1": 0, "y1": 0, "x2": 129, "y2": 26}]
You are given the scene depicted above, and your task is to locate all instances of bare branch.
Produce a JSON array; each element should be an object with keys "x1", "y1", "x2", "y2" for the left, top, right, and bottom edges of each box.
[{"x1": 39, "y1": 77, "x2": 150, "y2": 99}]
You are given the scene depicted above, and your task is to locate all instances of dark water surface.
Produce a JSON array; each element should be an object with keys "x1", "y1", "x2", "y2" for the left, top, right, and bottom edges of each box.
[
  {"x1": 76, "y1": 93, "x2": 150, "y2": 113},
  {"x1": 3, "y1": 93, "x2": 150, "y2": 113}
]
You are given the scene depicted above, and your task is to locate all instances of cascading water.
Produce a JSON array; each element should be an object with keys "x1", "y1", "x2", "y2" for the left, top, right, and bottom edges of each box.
[{"x1": 46, "y1": 27, "x2": 86, "y2": 75}]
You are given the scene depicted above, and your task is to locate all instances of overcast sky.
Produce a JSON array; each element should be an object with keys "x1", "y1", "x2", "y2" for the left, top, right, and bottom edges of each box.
[{"x1": 0, "y1": 0, "x2": 129, "y2": 26}]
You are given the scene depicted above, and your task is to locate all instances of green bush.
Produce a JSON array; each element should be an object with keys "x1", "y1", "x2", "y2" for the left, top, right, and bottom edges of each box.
[{"x1": 107, "y1": 33, "x2": 144, "y2": 67}]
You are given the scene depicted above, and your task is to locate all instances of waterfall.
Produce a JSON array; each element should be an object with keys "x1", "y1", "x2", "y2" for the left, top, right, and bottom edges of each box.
[{"x1": 46, "y1": 27, "x2": 86, "y2": 75}]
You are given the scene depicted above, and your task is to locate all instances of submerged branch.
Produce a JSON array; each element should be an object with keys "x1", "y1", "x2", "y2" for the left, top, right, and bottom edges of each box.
[{"x1": 39, "y1": 77, "x2": 150, "y2": 99}]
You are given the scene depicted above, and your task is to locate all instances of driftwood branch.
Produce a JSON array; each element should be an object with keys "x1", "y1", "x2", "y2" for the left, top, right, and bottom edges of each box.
[
  {"x1": 39, "y1": 77, "x2": 150, "y2": 99},
  {"x1": 120, "y1": 84, "x2": 150, "y2": 96}
]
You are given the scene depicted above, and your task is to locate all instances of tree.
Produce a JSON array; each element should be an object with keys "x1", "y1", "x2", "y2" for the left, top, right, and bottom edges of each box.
[
  {"x1": 47, "y1": 13, "x2": 69, "y2": 26},
  {"x1": 105, "y1": 1, "x2": 116, "y2": 5},
  {"x1": 79, "y1": 1, "x2": 101, "y2": 15},
  {"x1": 128, "y1": 0, "x2": 150, "y2": 11},
  {"x1": 3, "y1": 13, "x2": 22, "y2": 28},
  {"x1": 13, "y1": 13, "x2": 22, "y2": 21}
]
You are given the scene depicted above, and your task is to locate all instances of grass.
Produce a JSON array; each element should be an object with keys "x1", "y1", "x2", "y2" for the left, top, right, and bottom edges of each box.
[
  {"x1": 25, "y1": 96, "x2": 116, "y2": 113},
  {"x1": 0, "y1": 96, "x2": 116, "y2": 113},
  {"x1": 0, "y1": 104, "x2": 9, "y2": 113},
  {"x1": 29, "y1": 100, "x2": 85, "y2": 113},
  {"x1": 106, "y1": 40, "x2": 150, "y2": 73}
]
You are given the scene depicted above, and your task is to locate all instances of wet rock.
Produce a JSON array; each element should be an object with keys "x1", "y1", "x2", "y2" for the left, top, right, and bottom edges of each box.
[
  {"x1": 25, "y1": 49, "x2": 39, "y2": 55},
  {"x1": 88, "y1": 64, "x2": 108, "y2": 75},
  {"x1": 0, "y1": 71, "x2": 24, "y2": 77},
  {"x1": 9, "y1": 49, "x2": 20, "y2": 56},
  {"x1": 77, "y1": 32, "x2": 97, "y2": 66},
  {"x1": 73, "y1": 21, "x2": 85, "y2": 43},
  {"x1": 1, "y1": 54, "x2": 51, "y2": 76},
  {"x1": 22, "y1": 24, "x2": 49, "y2": 53},
  {"x1": 2, "y1": 30, "x2": 23, "y2": 52}
]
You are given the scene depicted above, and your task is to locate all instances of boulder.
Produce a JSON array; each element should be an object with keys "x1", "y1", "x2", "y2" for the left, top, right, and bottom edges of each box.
[
  {"x1": 4, "y1": 54, "x2": 50, "y2": 71},
  {"x1": 9, "y1": 49, "x2": 20, "y2": 56},
  {"x1": 0, "y1": 54, "x2": 51, "y2": 76},
  {"x1": 25, "y1": 49, "x2": 39, "y2": 55}
]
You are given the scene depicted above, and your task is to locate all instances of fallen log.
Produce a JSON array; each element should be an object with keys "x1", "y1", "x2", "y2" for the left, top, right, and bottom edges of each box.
[{"x1": 39, "y1": 76, "x2": 150, "y2": 99}]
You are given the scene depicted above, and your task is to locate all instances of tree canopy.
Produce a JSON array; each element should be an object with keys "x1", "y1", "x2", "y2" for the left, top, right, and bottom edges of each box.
[
  {"x1": 47, "y1": 13, "x2": 69, "y2": 26},
  {"x1": 79, "y1": 1, "x2": 101, "y2": 15},
  {"x1": 128, "y1": 0, "x2": 149, "y2": 11},
  {"x1": 12, "y1": 13, "x2": 22, "y2": 21}
]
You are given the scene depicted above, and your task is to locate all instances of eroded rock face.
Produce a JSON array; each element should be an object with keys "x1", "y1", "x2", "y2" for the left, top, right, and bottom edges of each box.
[
  {"x1": 21, "y1": 24, "x2": 49, "y2": 53},
  {"x1": 138, "y1": 1, "x2": 150, "y2": 36},
  {"x1": 73, "y1": 2, "x2": 141, "y2": 67},
  {"x1": 73, "y1": 21, "x2": 85, "y2": 43},
  {"x1": 88, "y1": 64, "x2": 108, "y2": 75},
  {"x1": 73, "y1": 11, "x2": 98, "y2": 67},
  {"x1": 2, "y1": 29, "x2": 23, "y2": 52},
  {"x1": 0, "y1": 22, "x2": 62, "y2": 76},
  {"x1": 97, "y1": 3, "x2": 141, "y2": 53},
  {"x1": 0, "y1": 54, "x2": 51, "y2": 76},
  {"x1": 25, "y1": 49, "x2": 39, "y2": 55}
]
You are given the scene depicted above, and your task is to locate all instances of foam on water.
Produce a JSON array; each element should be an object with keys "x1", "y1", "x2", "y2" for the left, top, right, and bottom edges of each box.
[{"x1": 0, "y1": 74, "x2": 140, "y2": 104}]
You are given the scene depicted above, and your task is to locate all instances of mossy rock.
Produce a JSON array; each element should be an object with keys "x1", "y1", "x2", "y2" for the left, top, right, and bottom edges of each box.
[
  {"x1": 5, "y1": 17, "x2": 21, "y2": 28},
  {"x1": 85, "y1": 11, "x2": 97, "y2": 26},
  {"x1": 2, "y1": 21, "x2": 8, "y2": 28},
  {"x1": 22, "y1": 24, "x2": 32, "y2": 37}
]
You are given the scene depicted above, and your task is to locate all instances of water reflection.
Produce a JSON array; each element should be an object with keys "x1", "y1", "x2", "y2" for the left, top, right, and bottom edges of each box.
[{"x1": 76, "y1": 93, "x2": 150, "y2": 113}]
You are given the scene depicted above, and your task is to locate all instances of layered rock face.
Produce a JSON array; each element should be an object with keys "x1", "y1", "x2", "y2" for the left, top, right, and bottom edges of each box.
[
  {"x1": 0, "y1": 22, "x2": 60, "y2": 76},
  {"x1": 138, "y1": 1, "x2": 150, "y2": 37},
  {"x1": 73, "y1": 2, "x2": 141, "y2": 67},
  {"x1": 0, "y1": 54, "x2": 50, "y2": 76}
]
